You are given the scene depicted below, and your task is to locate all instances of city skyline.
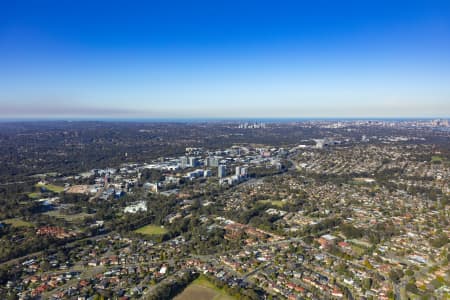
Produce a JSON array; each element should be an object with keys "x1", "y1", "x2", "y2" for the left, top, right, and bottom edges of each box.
[{"x1": 1, "y1": 1, "x2": 450, "y2": 119}]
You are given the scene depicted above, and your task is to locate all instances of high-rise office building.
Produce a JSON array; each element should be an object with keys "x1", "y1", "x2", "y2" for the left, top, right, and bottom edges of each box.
[
  {"x1": 205, "y1": 157, "x2": 219, "y2": 167},
  {"x1": 218, "y1": 165, "x2": 226, "y2": 178},
  {"x1": 235, "y1": 166, "x2": 241, "y2": 176},
  {"x1": 180, "y1": 156, "x2": 188, "y2": 168},
  {"x1": 188, "y1": 157, "x2": 199, "y2": 167},
  {"x1": 240, "y1": 167, "x2": 248, "y2": 177}
]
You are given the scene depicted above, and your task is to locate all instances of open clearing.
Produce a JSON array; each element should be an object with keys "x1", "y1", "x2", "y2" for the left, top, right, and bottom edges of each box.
[
  {"x1": 27, "y1": 192, "x2": 42, "y2": 198},
  {"x1": 352, "y1": 178, "x2": 376, "y2": 184},
  {"x1": 2, "y1": 218, "x2": 34, "y2": 228},
  {"x1": 258, "y1": 199, "x2": 285, "y2": 208},
  {"x1": 134, "y1": 224, "x2": 168, "y2": 235},
  {"x1": 43, "y1": 210, "x2": 93, "y2": 222},
  {"x1": 36, "y1": 183, "x2": 65, "y2": 193},
  {"x1": 174, "y1": 276, "x2": 235, "y2": 300},
  {"x1": 431, "y1": 155, "x2": 444, "y2": 163}
]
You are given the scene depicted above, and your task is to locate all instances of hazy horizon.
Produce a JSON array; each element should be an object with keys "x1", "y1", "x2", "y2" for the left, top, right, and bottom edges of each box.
[{"x1": 0, "y1": 117, "x2": 448, "y2": 124}]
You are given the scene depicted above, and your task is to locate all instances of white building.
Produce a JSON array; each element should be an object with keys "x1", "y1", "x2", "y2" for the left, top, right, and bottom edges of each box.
[
  {"x1": 218, "y1": 165, "x2": 226, "y2": 178},
  {"x1": 124, "y1": 201, "x2": 147, "y2": 213}
]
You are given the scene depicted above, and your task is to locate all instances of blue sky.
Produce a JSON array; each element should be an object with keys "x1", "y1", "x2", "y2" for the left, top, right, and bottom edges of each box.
[{"x1": 1, "y1": 0, "x2": 449, "y2": 118}]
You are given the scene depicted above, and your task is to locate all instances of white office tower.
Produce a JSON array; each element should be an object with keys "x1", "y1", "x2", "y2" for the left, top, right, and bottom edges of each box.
[
  {"x1": 218, "y1": 165, "x2": 226, "y2": 178},
  {"x1": 205, "y1": 157, "x2": 219, "y2": 167},
  {"x1": 235, "y1": 166, "x2": 241, "y2": 176},
  {"x1": 180, "y1": 156, "x2": 188, "y2": 168},
  {"x1": 188, "y1": 157, "x2": 199, "y2": 167}
]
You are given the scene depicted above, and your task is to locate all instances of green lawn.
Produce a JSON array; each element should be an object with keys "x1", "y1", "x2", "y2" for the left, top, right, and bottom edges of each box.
[
  {"x1": 192, "y1": 276, "x2": 220, "y2": 289},
  {"x1": 27, "y1": 192, "x2": 42, "y2": 199},
  {"x1": 36, "y1": 183, "x2": 65, "y2": 193},
  {"x1": 2, "y1": 218, "x2": 34, "y2": 228},
  {"x1": 352, "y1": 178, "x2": 376, "y2": 184},
  {"x1": 174, "y1": 275, "x2": 236, "y2": 300},
  {"x1": 350, "y1": 239, "x2": 373, "y2": 248},
  {"x1": 350, "y1": 244, "x2": 366, "y2": 256},
  {"x1": 258, "y1": 199, "x2": 285, "y2": 208},
  {"x1": 431, "y1": 155, "x2": 443, "y2": 162},
  {"x1": 134, "y1": 224, "x2": 168, "y2": 235},
  {"x1": 43, "y1": 210, "x2": 93, "y2": 222}
]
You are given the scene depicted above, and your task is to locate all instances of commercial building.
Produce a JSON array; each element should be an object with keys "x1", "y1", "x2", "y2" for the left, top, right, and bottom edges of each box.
[{"x1": 218, "y1": 165, "x2": 227, "y2": 178}]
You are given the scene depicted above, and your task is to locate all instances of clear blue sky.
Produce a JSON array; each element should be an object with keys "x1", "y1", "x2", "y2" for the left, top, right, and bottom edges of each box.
[{"x1": 1, "y1": 0, "x2": 449, "y2": 119}]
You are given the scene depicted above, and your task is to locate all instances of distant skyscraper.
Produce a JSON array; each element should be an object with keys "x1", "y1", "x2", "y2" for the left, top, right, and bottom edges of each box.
[
  {"x1": 218, "y1": 165, "x2": 226, "y2": 178},
  {"x1": 180, "y1": 156, "x2": 188, "y2": 168},
  {"x1": 235, "y1": 166, "x2": 241, "y2": 177},
  {"x1": 315, "y1": 139, "x2": 325, "y2": 149},
  {"x1": 188, "y1": 157, "x2": 199, "y2": 167},
  {"x1": 205, "y1": 157, "x2": 219, "y2": 167}
]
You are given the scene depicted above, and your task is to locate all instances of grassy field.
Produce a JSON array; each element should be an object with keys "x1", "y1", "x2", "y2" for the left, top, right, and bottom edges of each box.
[
  {"x1": 352, "y1": 178, "x2": 376, "y2": 184},
  {"x1": 31, "y1": 172, "x2": 59, "y2": 178},
  {"x1": 36, "y1": 183, "x2": 65, "y2": 193},
  {"x1": 134, "y1": 224, "x2": 168, "y2": 235},
  {"x1": 27, "y1": 192, "x2": 42, "y2": 198},
  {"x1": 258, "y1": 199, "x2": 285, "y2": 208},
  {"x1": 350, "y1": 239, "x2": 373, "y2": 248},
  {"x1": 431, "y1": 155, "x2": 444, "y2": 162},
  {"x1": 2, "y1": 218, "x2": 34, "y2": 228},
  {"x1": 174, "y1": 276, "x2": 235, "y2": 300},
  {"x1": 43, "y1": 210, "x2": 93, "y2": 222},
  {"x1": 350, "y1": 244, "x2": 366, "y2": 256}
]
